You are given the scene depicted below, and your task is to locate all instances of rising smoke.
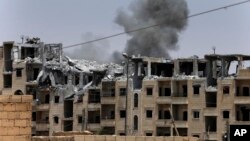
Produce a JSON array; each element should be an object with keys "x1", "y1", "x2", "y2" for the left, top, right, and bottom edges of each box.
[{"x1": 113, "y1": 0, "x2": 188, "y2": 60}]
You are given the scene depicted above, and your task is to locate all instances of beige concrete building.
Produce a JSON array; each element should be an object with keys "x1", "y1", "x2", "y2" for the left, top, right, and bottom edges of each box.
[{"x1": 1, "y1": 40, "x2": 250, "y2": 141}]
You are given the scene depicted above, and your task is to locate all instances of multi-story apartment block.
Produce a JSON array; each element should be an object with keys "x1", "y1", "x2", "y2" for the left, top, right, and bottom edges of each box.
[{"x1": 1, "y1": 39, "x2": 250, "y2": 141}]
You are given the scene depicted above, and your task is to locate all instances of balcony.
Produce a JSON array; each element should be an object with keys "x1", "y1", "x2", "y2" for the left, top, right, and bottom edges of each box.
[
  {"x1": 156, "y1": 119, "x2": 172, "y2": 126},
  {"x1": 203, "y1": 108, "x2": 218, "y2": 116},
  {"x1": 234, "y1": 97, "x2": 250, "y2": 104},
  {"x1": 88, "y1": 103, "x2": 101, "y2": 109},
  {"x1": 87, "y1": 123, "x2": 101, "y2": 130},
  {"x1": 101, "y1": 97, "x2": 115, "y2": 104},
  {"x1": 36, "y1": 123, "x2": 49, "y2": 131},
  {"x1": 101, "y1": 119, "x2": 115, "y2": 126},
  {"x1": 175, "y1": 121, "x2": 188, "y2": 128},
  {"x1": 172, "y1": 97, "x2": 188, "y2": 104},
  {"x1": 156, "y1": 97, "x2": 171, "y2": 104},
  {"x1": 36, "y1": 104, "x2": 49, "y2": 111}
]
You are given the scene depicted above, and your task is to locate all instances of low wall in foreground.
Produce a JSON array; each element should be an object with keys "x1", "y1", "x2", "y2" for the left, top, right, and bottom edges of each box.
[
  {"x1": 0, "y1": 95, "x2": 32, "y2": 141},
  {"x1": 32, "y1": 135, "x2": 198, "y2": 141}
]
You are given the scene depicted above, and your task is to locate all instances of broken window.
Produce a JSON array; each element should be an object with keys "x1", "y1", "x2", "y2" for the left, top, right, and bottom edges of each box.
[
  {"x1": 198, "y1": 62, "x2": 206, "y2": 77},
  {"x1": 145, "y1": 132, "x2": 153, "y2": 136},
  {"x1": 120, "y1": 88, "x2": 126, "y2": 96},
  {"x1": 54, "y1": 116, "x2": 59, "y2": 124},
  {"x1": 102, "y1": 81, "x2": 115, "y2": 97},
  {"x1": 193, "y1": 85, "x2": 200, "y2": 95},
  {"x1": 4, "y1": 75, "x2": 12, "y2": 88},
  {"x1": 157, "y1": 127, "x2": 171, "y2": 136},
  {"x1": 120, "y1": 110, "x2": 126, "y2": 118},
  {"x1": 78, "y1": 116, "x2": 82, "y2": 124},
  {"x1": 243, "y1": 87, "x2": 250, "y2": 96},
  {"x1": 206, "y1": 92, "x2": 217, "y2": 107},
  {"x1": 223, "y1": 111, "x2": 229, "y2": 119},
  {"x1": 146, "y1": 110, "x2": 153, "y2": 118},
  {"x1": 159, "y1": 87, "x2": 162, "y2": 96},
  {"x1": 33, "y1": 68, "x2": 39, "y2": 80},
  {"x1": 4, "y1": 43, "x2": 13, "y2": 72},
  {"x1": 236, "y1": 86, "x2": 240, "y2": 96},
  {"x1": 88, "y1": 89, "x2": 100, "y2": 103},
  {"x1": 64, "y1": 76, "x2": 68, "y2": 84},
  {"x1": 21, "y1": 47, "x2": 35, "y2": 59},
  {"x1": 151, "y1": 63, "x2": 174, "y2": 77},
  {"x1": 99, "y1": 127, "x2": 115, "y2": 135},
  {"x1": 183, "y1": 85, "x2": 187, "y2": 97},
  {"x1": 32, "y1": 112, "x2": 36, "y2": 121},
  {"x1": 236, "y1": 105, "x2": 250, "y2": 121},
  {"x1": 64, "y1": 100, "x2": 73, "y2": 118},
  {"x1": 134, "y1": 115, "x2": 138, "y2": 130},
  {"x1": 205, "y1": 116, "x2": 217, "y2": 132},
  {"x1": 164, "y1": 88, "x2": 171, "y2": 96},
  {"x1": 183, "y1": 111, "x2": 188, "y2": 121},
  {"x1": 88, "y1": 111, "x2": 100, "y2": 123},
  {"x1": 158, "y1": 110, "x2": 171, "y2": 119},
  {"x1": 134, "y1": 93, "x2": 138, "y2": 108},
  {"x1": 223, "y1": 86, "x2": 230, "y2": 94},
  {"x1": 146, "y1": 87, "x2": 153, "y2": 96},
  {"x1": 193, "y1": 111, "x2": 200, "y2": 119},
  {"x1": 64, "y1": 121, "x2": 73, "y2": 131},
  {"x1": 45, "y1": 94, "x2": 50, "y2": 104},
  {"x1": 101, "y1": 104, "x2": 115, "y2": 119},
  {"x1": 180, "y1": 62, "x2": 193, "y2": 75},
  {"x1": 159, "y1": 87, "x2": 171, "y2": 96},
  {"x1": 74, "y1": 74, "x2": 79, "y2": 85},
  {"x1": 16, "y1": 68, "x2": 22, "y2": 77},
  {"x1": 54, "y1": 96, "x2": 59, "y2": 103},
  {"x1": 119, "y1": 133, "x2": 125, "y2": 136}
]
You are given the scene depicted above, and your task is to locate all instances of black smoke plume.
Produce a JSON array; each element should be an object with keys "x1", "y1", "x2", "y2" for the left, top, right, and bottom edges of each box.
[{"x1": 113, "y1": 0, "x2": 188, "y2": 59}]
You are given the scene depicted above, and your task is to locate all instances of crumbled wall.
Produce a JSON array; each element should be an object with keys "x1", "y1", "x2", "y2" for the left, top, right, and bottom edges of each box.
[{"x1": 0, "y1": 95, "x2": 32, "y2": 141}]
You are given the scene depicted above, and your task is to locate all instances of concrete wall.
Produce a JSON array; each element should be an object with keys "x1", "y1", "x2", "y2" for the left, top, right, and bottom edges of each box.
[
  {"x1": 0, "y1": 95, "x2": 32, "y2": 141},
  {"x1": 32, "y1": 135, "x2": 198, "y2": 141}
]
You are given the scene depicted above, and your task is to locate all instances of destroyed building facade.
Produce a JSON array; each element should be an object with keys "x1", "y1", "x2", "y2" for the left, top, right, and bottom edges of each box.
[{"x1": 1, "y1": 40, "x2": 250, "y2": 141}]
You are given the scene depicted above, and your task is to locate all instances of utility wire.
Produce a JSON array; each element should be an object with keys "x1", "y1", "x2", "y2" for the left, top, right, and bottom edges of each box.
[
  {"x1": 63, "y1": 0, "x2": 250, "y2": 49},
  {"x1": 2, "y1": 0, "x2": 249, "y2": 62}
]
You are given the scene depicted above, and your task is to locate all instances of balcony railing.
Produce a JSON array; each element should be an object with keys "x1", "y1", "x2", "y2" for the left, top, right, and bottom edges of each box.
[
  {"x1": 172, "y1": 97, "x2": 188, "y2": 104},
  {"x1": 101, "y1": 119, "x2": 115, "y2": 126},
  {"x1": 36, "y1": 123, "x2": 49, "y2": 131},
  {"x1": 234, "y1": 97, "x2": 250, "y2": 104}
]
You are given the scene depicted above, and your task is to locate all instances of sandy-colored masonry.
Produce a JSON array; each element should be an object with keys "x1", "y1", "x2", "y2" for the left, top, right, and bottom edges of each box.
[{"x1": 0, "y1": 95, "x2": 32, "y2": 141}]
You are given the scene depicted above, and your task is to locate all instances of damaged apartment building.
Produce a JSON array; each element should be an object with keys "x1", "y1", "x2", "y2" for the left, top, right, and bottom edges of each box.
[{"x1": 1, "y1": 39, "x2": 250, "y2": 141}]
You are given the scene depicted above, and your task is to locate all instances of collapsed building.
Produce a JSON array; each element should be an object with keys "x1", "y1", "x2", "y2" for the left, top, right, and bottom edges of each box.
[{"x1": 1, "y1": 40, "x2": 250, "y2": 141}]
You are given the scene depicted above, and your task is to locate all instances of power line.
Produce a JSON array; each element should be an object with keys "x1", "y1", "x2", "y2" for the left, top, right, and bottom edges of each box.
[{"x1": 63, "y1": 0, "x2": 250, "y2": 49}]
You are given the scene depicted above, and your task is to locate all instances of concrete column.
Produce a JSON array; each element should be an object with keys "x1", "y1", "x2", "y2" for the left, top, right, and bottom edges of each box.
[
  {"x1": 18, "y1": 45, "x2": 21, "y2": 60},
  {"x1": 221, "y1": 59, "x2": 225, "y2": 79},
  {"x1": 68, "y1": 74, "x2": 72, "y2": 85},
  {"x1": 79, "y1": 72, "x2": 83, "y2": 87},
  {"x1": 193, "y1": 59, "x2": 198, "y2": 76},
  {"x1": 174, "y1": 60, "x2": 180, "y2": 76},
  {"x1": 206, "y1": 60, "x2": 213, "y2": 86},
  {"x1": 237, "y1": 56, "x2": 243, "y2": 74},
  {"x1": 138, "y1": 62, "x2": 142, "y2": 76},
  {"x1": 59, "y1": 43, "x2": 63, "y2": 65},
  {"x1": 212, "y1": 60, "x2": 217, "y2": 79},
  {"x1": 147, "y1": 61, "x2": 151, "y2": 77}
]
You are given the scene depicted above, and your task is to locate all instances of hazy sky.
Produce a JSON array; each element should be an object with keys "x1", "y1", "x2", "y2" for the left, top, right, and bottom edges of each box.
[{"x1": 0, "y1": 0, "x2": 249, "y2": 59}]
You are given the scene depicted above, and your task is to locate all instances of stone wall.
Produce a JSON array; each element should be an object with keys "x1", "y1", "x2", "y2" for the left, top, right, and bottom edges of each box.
[
  {"x1": 32, "y1": 135, "x2": 198, "y2": 141},
  {"x1": 0, "y1": 95, "x2": 32, "y2": 141}
]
